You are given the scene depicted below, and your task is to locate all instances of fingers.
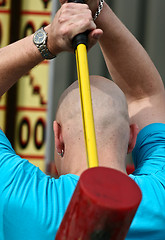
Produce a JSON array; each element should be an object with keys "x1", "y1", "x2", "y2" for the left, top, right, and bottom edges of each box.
[
  {"x1": 47, "y1": 3, "x2": 98, "y2": 55},
  {"x1": 59, "y1": 0, "x2": 99, "y2": 16},
  {"x1": 46, "y1": 2, "x2": 103, "y2": 55},
  {"x1": 59, "y1": 3, "x2": 96, "y2": 38}
]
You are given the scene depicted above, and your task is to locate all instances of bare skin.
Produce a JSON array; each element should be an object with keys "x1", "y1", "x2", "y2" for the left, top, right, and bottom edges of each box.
[
  {"x1": 1, "y1": 0, "x2": 164, "y2": 177},
  {"x1": 53, "y1": 76, "x2": 138, "y2": 176},
  {"x1": 56, "y1": 0, "x2": 165, "y2": 177},
  {"x1": 95, "y1": 2, "x2": 165, "y2": 130},
  {"x1": 0, "y1": 3, "x2": 103, "y2": 97},
  {"x1": 59, "y1": 0, "x2": 165, "y2": 130}
]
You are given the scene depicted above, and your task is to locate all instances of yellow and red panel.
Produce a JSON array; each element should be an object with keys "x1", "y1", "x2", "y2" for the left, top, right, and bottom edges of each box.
[{"x1": 14, "y1": 0, "x2": 52, "y2": 172}]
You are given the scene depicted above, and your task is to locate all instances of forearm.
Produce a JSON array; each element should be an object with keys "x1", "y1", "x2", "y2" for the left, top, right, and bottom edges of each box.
[
  {"x1": 96, "y1": 2, "x2": 164, "y2": 101},
  {"x1": 0, "y1": 34, "x2": 43, "y2": 97},
  {"x1": 0, "y1": 3, "x2": 101, "y2": 97}
]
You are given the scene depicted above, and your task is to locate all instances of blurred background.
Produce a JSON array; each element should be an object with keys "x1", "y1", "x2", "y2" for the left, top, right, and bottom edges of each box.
[{"x1": 0, "y1": 0, "x2": 165, "y2": 175}]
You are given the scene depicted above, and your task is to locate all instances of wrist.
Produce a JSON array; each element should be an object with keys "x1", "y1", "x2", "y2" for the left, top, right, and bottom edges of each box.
[
  {"x1": 45, "y1": 25, "x2": 65, "y2": 57},
  {"x1": 94, "y1": 1, "x2": 109, "y2": 25},
  {"x1": 89, "y1": 0, "x2": 99, "y2": 16},
  {"x1": 33, "y1": 26, "x2": 56, "y2": 60}
]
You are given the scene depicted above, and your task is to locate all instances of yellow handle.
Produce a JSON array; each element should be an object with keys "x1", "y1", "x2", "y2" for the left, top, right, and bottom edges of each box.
[{"x1": 75, "y1": 44, "x2": 99, "y2": 168}]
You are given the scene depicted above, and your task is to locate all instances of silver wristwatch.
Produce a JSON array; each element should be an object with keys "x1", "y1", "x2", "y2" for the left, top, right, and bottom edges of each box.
[{"x1": 33, "y1": 27, "x2": 56, "y2": 60}]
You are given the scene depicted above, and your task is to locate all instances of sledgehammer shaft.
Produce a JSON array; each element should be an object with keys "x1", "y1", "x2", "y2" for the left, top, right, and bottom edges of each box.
[
  {"x1": 75, "y1": 44, "x2": 98, "y2": 168},
  {"x1": 68, "y1": 0, "x2": 99, "y2": 168}
]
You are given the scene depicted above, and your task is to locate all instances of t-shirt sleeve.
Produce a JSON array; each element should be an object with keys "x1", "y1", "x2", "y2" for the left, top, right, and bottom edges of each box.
[
  {"x1": 132, "y1": 123, "x2": 165, "y2": 176},
  {"x1": 0, "y1": 130, "x2": 79, "y2": 240},
  {"x1": 128, "y1": 124, "x2": 165, "y2": 239},
  {"x1": 0, "y1": 129, "x2": 34, "y2": 184}
]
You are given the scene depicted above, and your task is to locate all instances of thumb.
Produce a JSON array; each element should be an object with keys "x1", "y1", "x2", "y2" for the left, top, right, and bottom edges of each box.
[{"x1": 88, "y1": 28, "x2": 103, "y2": 49}]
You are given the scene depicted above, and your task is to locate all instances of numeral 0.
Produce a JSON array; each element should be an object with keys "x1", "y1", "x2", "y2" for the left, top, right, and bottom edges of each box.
[{"x1": 18, "y1": 117, "x2": 46, "y2": 150}]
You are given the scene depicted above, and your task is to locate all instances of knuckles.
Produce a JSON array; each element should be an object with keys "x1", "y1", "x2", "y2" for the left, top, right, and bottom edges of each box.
[
  {"x1": 61, "y1": 2, "x2": 91, "y2": 14},
  {"x1": 60, "y1": 26, "x2": 70, "y2": 38},
  {"x1": 56, "y1": 2, "x2": 95, "y2": 39}
]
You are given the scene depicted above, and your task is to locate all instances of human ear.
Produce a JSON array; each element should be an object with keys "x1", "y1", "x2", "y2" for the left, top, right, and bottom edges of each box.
[
  {"x1": 53, "y1": 121, "x2": 64, "y2": 155},
  {"x1": 127, "y1": 124, "x2": 139, "y2": 153}
]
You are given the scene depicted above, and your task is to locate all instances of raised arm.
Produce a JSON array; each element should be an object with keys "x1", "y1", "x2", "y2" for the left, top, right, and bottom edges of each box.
[
  {"x1": 0, "y1": 3, "x2": 102, "y2": 97},
  {"x1": 94, "y1": 2, "x2": 165, "y2": 130}
]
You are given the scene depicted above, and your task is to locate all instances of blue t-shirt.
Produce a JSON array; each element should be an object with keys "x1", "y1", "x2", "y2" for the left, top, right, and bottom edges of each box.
[{"x1": 0, "y1": 123, "x2": 165, "y2": 239}]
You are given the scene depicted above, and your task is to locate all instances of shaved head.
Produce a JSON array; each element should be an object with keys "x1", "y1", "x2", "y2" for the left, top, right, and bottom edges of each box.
[{"x1": 55, "y1": 76, "x2": 130, "y2": 175}]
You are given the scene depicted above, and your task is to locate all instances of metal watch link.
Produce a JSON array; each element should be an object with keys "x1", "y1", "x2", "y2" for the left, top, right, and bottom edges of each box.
[{"x1": 33, "y1": 27, "x2": 56, "y2": 60}]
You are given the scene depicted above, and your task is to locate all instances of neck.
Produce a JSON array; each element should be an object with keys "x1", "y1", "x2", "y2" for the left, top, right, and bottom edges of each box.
[{"x1": 61, "y1": 147, "x2": 127, "y2": 176}]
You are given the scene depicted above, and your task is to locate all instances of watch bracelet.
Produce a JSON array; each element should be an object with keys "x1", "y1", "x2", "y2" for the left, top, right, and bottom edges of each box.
[{"x1": 38, "y1": 44, "x2": 56, "y2": 60}]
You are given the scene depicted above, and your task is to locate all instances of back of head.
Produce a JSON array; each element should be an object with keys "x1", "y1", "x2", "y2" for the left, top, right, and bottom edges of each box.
[{"x1": 55, "y1": 76, "x2": 130, "y2": 175}]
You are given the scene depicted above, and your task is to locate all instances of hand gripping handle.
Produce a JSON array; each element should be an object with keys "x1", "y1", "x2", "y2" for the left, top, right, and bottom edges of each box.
[{"x1": 68, "y1": 0, "x2": 88, "y2": 50}]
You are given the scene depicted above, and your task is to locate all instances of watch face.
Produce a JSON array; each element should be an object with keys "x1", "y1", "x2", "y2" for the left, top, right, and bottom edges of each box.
[{"x1": 34, "y1": 29, "x2": 46, "y2": 45}]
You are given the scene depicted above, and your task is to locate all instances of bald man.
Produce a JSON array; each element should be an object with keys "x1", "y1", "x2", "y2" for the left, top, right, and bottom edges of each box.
[
  {"x1": 0, "y1": 76, "x2": 135, "y2": 239},
  {"x1": 0, "y1": 1, "x2": 165, "y2": 240}
]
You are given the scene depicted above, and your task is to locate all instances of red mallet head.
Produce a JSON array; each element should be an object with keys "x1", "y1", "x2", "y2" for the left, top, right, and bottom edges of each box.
[{"x1": 55, "y1": 167, "x2": 142, "y2": 240}]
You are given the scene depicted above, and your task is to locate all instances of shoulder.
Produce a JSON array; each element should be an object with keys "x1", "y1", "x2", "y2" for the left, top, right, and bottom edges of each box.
[
  {"x1": 132, "y1": 123, "x2": 165, "y2": 174},
  {"x1": 128, "y1": 173, "x2": 165, "y2": 239},
  {"x1": 0, "y1": 129, "x2": 15, "y2": 151},
  {"x1": 0, "y1": 130, "x2": 80, "y2": 239},
  {"x1": 1, "y1": 164, "x2": 79, "y2": 239}
]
